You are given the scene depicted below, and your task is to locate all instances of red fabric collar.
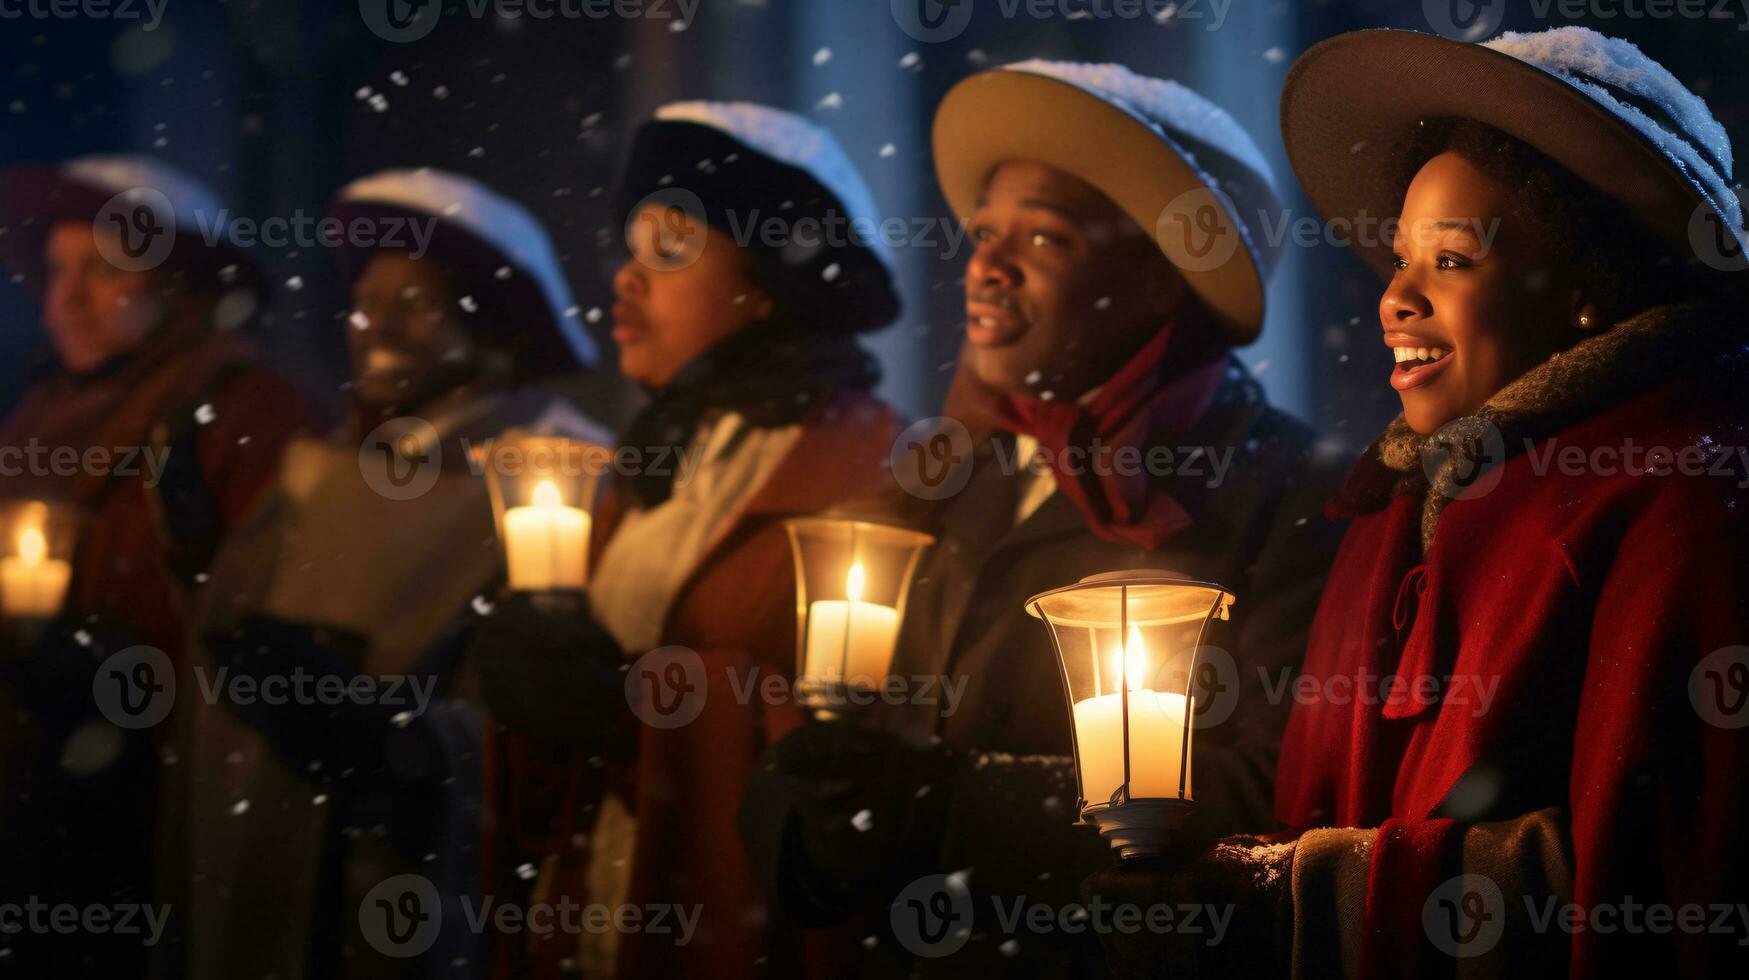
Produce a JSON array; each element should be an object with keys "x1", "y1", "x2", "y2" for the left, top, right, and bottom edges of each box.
[{"x1": 991, "y1": 309, "x2": 1228, "y2": 548}]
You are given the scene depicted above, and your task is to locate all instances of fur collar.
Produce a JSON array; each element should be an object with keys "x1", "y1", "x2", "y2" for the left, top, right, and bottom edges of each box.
[{"x1": 1357, "y1": 301, "x2": 1747, "y2": 551}]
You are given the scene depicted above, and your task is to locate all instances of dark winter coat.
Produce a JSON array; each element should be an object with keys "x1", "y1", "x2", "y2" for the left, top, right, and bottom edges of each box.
[{"x1": 750, "y1": 359, "x2": 1347, "y2": 977}]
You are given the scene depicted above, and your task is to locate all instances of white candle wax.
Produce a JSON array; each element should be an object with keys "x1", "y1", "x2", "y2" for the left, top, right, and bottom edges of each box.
[
  {"x1": 803, "y1": 599, "x2": 899, "y2": 686},
  {"x1": 1072, "y1": 689, "x2": 1193, "y2": 806},
  {"x1": 503, "y1": 480, "x2": 590, "y2": 591},
  {"x1": 1, "y1": 527, "x2": 72, "y2": 620}
]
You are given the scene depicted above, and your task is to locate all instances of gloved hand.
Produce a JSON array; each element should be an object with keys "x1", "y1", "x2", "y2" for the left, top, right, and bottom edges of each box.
[
  {"x1": 741, "y1": 720, "x2": 953, "y2": 926},
  {"x1": 1083, "y1": 835, "x2": 1295, "y2": 980},
  {"x1": 470, "y1": 591, "x2": 629, "y2": 749},
  {"x1": 0, "y1": 610, "x2": 141, "y2": 728}
]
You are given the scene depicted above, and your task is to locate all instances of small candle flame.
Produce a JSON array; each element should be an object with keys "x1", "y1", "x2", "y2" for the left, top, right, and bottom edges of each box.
[
  {"x1": 1108, "y1": 624, "x2": 1149, "y2": 691},
  {"x1": 532, "y1": 479, "x2": 562, "y2": 508},
  {"x1": 845, "y1": 562, "x2": 866, "y2": 603},
  {"x1": 16, "y1": 527, "x2": 45, "y2": 567}
]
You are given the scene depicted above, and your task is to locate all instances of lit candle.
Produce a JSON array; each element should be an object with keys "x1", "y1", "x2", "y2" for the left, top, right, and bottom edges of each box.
[
  {"x1": 1, "y1": 526, "x2": 72, "y2": 620},
  {"x1": 1071, "y1": 627, "x2": 1194, "y2": 805},
  {"x1": 803, "y1": 562, "x2": 899, "y2": 686},
  {"x1": 502, "y1": 479, "x2": 590, "y2": 591}
]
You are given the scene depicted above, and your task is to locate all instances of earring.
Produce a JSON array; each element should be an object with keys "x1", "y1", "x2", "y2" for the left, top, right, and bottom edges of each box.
[{"x1": 1578, "y1": 313, "x2": 1591, "y2": 328}]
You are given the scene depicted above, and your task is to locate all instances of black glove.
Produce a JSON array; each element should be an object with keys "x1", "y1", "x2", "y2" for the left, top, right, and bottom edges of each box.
[
  {"x1": 205, "y1": 611, "x2": 456, "y2": 857},
  {"x1": 1083, "y1": 835, "x2": 1295, "y2": 980},
  {"x1": 741, "y1": 721, "x2": 953, "y2": 926},
  {"x1": 0, "y1": 610, "x2": 142, "y2": 729},
  {"x1": 470, "y1": 591, "x2": 629, "y2": 749}
]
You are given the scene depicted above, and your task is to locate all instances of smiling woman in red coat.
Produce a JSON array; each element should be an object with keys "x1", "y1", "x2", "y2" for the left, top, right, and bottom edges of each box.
[
  {"x1": 471, "y1": 102, "x2": 903, "y2": 980},
  {"x1": 1087, "y1": 27, "x2": 1749, "y2": 979}
]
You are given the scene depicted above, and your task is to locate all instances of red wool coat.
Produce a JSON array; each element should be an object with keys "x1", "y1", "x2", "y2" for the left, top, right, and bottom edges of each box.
[{"x1": 1276, "y1": 303, "x2": 1749, "y2": 976}]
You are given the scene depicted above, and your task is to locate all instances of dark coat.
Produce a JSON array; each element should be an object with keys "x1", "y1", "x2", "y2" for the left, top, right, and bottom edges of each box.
[{"x1": 751, "y1": 360, "x2": 1347, "y2": 977}]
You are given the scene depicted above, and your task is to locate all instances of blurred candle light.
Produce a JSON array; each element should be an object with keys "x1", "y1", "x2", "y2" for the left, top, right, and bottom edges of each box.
[
  {"x1": 503, "y1": 478, "x2": 589, "y2": 592},
  {"x1": 1, "y1": 525, "x2": 72, "y2": 621}
]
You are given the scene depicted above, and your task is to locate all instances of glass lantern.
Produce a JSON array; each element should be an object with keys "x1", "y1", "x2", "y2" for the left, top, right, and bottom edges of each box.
[
  {"x1": 0, "y1": 499, "x2": 80, "y2": 622},
  {"x1": 474, "y1": 433, "x2": 607, "y2": 592},
  {"x1": 785, "y1": 516, "x2": 935, "y2": 718},
  {"x1": 1026, "y1": 569, "x2": 1235, "y2": 860}
]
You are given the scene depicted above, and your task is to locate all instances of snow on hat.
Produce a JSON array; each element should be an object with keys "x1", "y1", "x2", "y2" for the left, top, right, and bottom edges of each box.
[
  {"x1": 1281, "y1": 27, "x2": 1747, "y2": 279},
  {"x1": 616, "y1": 101, "x2": 901, "y2": 334},
  {"x1": 0, "y1": 154, "x2": 262, "y2": 300},
  {"x1": 330, "y1": 167, "x2": 598, "y2": 372},
  {"x1": 932, "y1": 60, "x2": 1284, "y2": 344}
]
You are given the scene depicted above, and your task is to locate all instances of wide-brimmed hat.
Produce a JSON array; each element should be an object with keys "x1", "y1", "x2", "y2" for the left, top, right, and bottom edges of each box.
[
  {"x1": 1281, "y1": 26, "x2": 1746, "y2": 279},
  {"x1": 616, "y1": 101, "x2": 901, "y2": 335},
  {"x1": 0, "y1": 155, "x2": 262, "y2": 300},
  {"x1": 329, "y1": 167, "x2": 599, "y2": 373},
  {"x1": 932, "y1": 60, "x2": 1283, "y2": 345}
]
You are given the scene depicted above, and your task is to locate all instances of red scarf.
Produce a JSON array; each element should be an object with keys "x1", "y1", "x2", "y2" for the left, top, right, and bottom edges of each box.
[{"x1": 991, "y1": 309, "x2": 1228, "y2": 548}]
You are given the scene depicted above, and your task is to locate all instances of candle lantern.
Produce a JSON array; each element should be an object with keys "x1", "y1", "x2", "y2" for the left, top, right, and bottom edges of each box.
[
  {"x1": 0, "y1": 499, "x2": 79, "y2": 622},
  {"x1": 1026, "y1": 569, "x2": 1235, "y2": 860},
  {"x1": 476, "y1": 434, "x2": 606, "y2": 592},
  {"x1": 785, "y1": 516, "x2": 934, "y2": 717}
]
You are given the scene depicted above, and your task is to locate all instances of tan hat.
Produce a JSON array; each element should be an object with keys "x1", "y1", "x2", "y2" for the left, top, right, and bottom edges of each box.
[
  {"x1": 1280, "y1": 27, "x2": 1746, "y2": 279},
  {"x1": 932, "y1": 61, "x2": 1283, "y2": 345}
]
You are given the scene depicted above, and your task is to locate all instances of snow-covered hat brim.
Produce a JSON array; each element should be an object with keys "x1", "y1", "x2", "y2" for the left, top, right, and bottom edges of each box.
[
  {"x1": 0, "y1": 163, "x2": 261, "y2": 300},
  {"x1": 1281, "y1": 29, "x2": 1745, "y2": 280},
  {"x1": 328, "y1": 169, "x2": 598, "y2": 374},
  {"x1": 932, "y1": 69, "x2": 1277, "y2": 344}
]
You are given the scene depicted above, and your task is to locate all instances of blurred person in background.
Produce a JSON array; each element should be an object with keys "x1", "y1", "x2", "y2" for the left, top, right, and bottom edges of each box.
[
  {"x1": 0, "y1": 155, "x2": 323, "y2": 977},
  {"x1": 160, "y1": 168, "x2": 608, "y2": 980}
]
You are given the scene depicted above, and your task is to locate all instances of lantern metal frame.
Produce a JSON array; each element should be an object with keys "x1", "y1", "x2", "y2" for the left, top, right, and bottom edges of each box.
[
  {"x1": 1026, "y1": 569, "x2": 1235, "y2": 860},
  {"x1": 785, "y1": 515, "x2": 935, "y2": 719}
]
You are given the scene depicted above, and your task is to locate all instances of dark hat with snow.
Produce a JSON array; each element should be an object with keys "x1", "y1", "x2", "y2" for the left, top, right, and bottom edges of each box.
[
  {"x1": 1280, "y1": 26, "x2": 1747, "y2": 278},
  {"x1": 0, "y1": 155, "x2": 265, "y2": 306},
  {"x1": 616, "y1": 101, "x2": 901, "y2": 334},
  {"x1": 932, "y1": 60, "x2": 1284, "y2": 345},
  {"x1": 329, "y1": 167, "x2": 599, "y2": 373}
]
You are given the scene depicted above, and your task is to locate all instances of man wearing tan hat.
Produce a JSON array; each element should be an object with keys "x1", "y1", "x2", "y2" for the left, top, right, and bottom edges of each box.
[{"x1": 744, "y1": 61, "x2": 1346, "y2": 976}]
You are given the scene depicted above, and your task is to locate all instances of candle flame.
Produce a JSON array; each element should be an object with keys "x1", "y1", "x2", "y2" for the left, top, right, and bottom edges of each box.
[
  {"x1": 1107, "y1": 624, "x2": 1149, "y2": 691},
  {"x1": 532, "y1": 479, "x2": 562, "y2": 508},
  {"x1": 16, "y1": 527, "x2": 45, "y2": 566},
  {"x1": 845, "y1": 562, "x2": 866, "y2": 603}
]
